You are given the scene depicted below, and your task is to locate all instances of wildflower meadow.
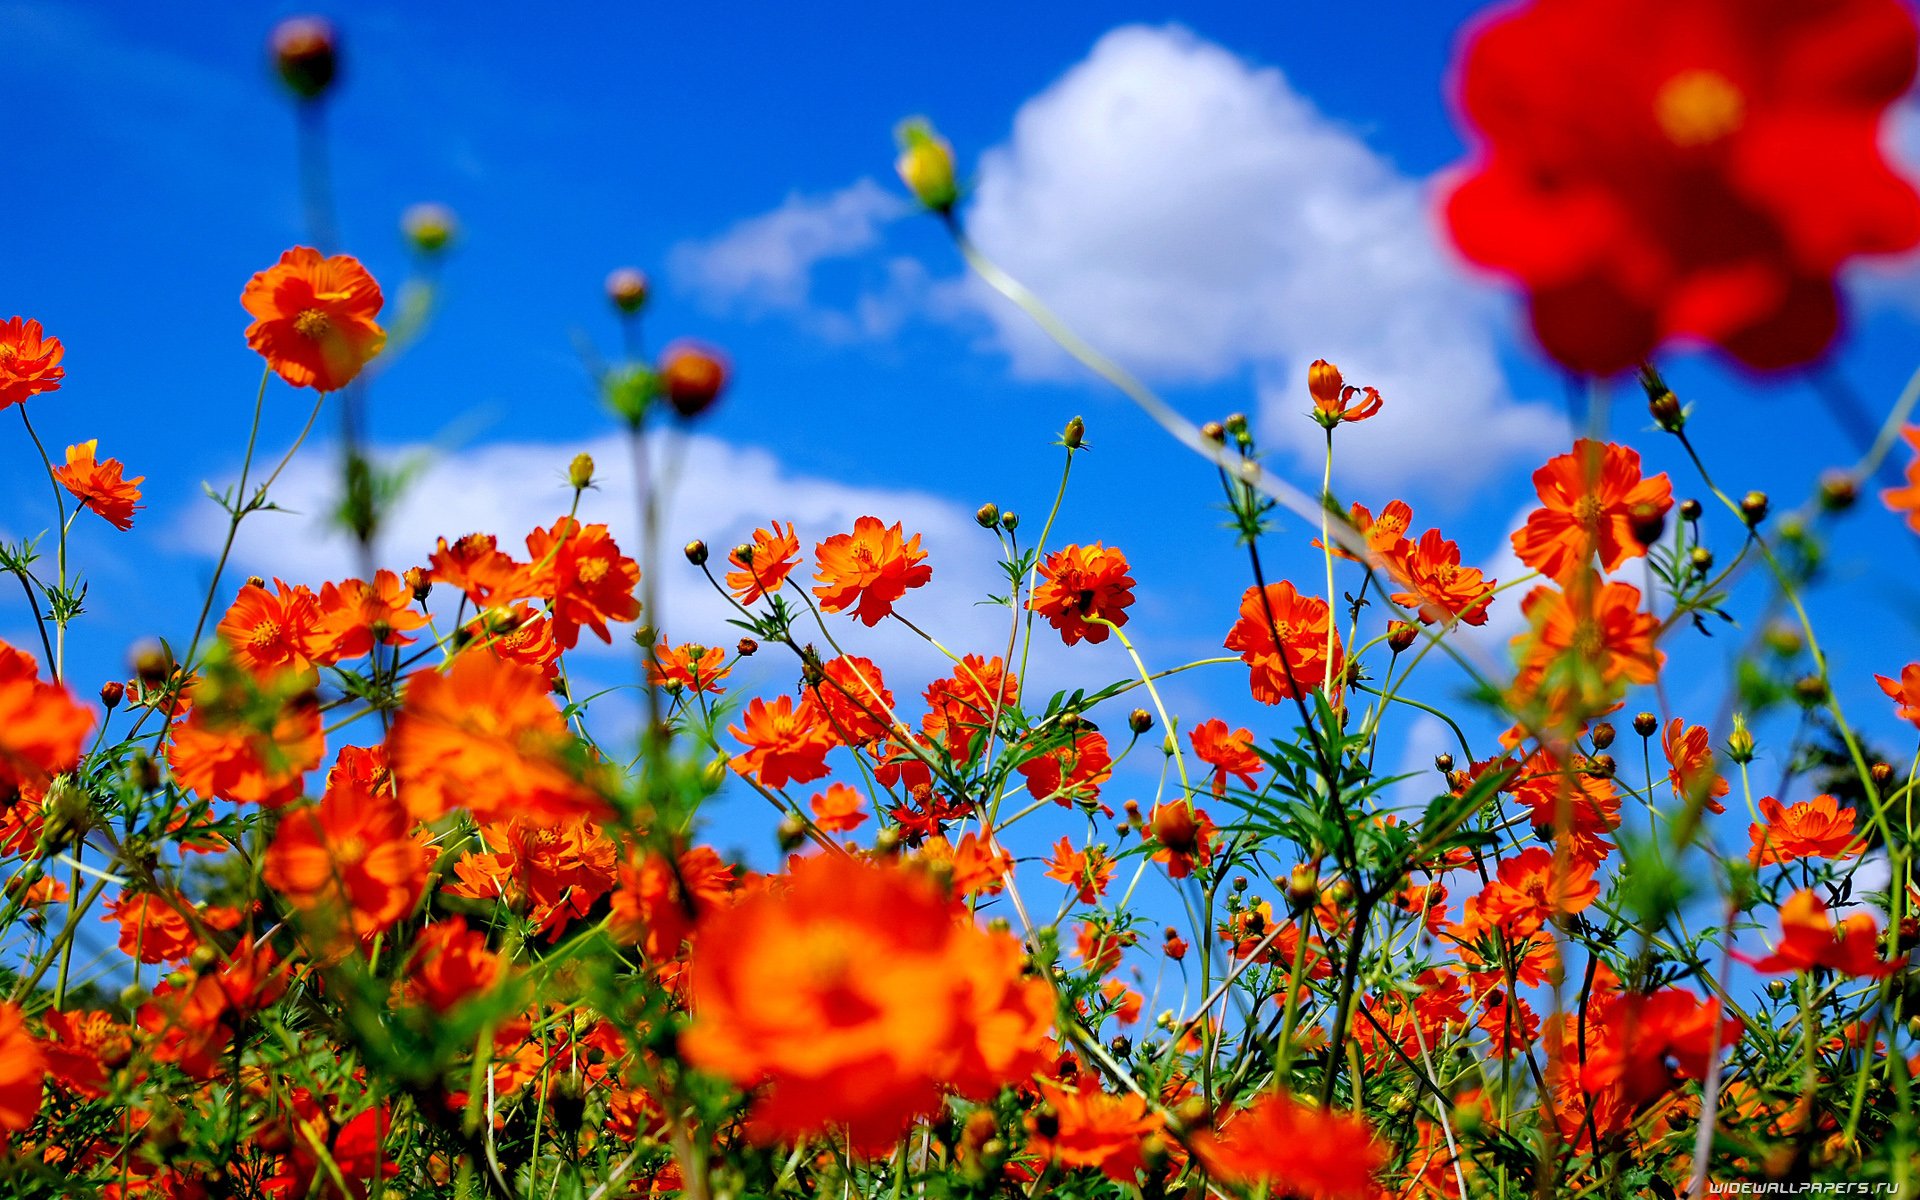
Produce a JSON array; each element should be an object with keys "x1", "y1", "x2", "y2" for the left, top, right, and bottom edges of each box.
[{"x1": 11, "y1": 2, "x2": 1920, "y2": 1197}]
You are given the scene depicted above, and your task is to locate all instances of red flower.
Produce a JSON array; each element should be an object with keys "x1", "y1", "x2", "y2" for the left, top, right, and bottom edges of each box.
[
  {"x1": 405, "y1": 918, "x2": 503, "y2": 1012},
  {"x1": 52, "y1": 440, "x2": 144, "y2": 530},
  {"x1": 1748, "y1": 794, "x2": 1859, "y2": 865},
  {"x1": 1027, "y1": 543, "x2": 1137, "y2": 645},
  {"x1": 1188, "y1": 719, "x2": 1262, "y2": 798},
  {"x1": 1224, "y1": 580, "x2": 1344, "y2": 704},
  {"x1": 807, "y1": 654, "x2": 894, "y2": 746},
  {"x1": 242, "y1": 247, "x2": 387, "y2": 391},
  {"x1": 809, "y1": 782, "x2": 869, "y2": 834},
  {"x1": 1884, "y1": 427, "x2": 1920, "y2": 533},
  {"x1": 217, "y1": 578, "x2": 324, "y2": 678},
  {"x1": 313, "y1": 570, "x2": 428, "y2": 663},
  {"x1": 0, "y1": 317, "x2": 65, "y2": 410},
  {"x1": 727, "y1": 521, "x2": 801, "y2": 605},
  {"x1": 729, "y1": 695, "x2": 834, "y2": 790},
  {"x1": 0, "y1": 1003, "x2": 44, "y2": 1144},
  {"x1": 1662, "y1": 718, "x2": 1728, "y2": 814},
  {"x1": 1307, "y1": 359, "x2": 1384, "y2": 428},
  {"x1": 1389, "y1": 527, "x2": 1497, "y2": 626},
  {"x1": 1740, "y1": 889, "x2": 1904, "y2": 978},
  {"x1": 1018, "y1": 727, "x2": 1113, "y2": 808},
  {"x1": 262, "y1": 760, "x2": 431, "y2": 940},
  {"x1": 1444, "y1": 0, "x2": 1920, "y2": 374},
  {"x1": 921, "y1": 654, "x2": 1018, "y2": 761},
  {"x1": 0, "y1": 640, "x2": 92, "y2": 804},
  {"x1": 812, "y1": 516, "x2": 932, "y2": 625},
  {"x1": 648, "y1": 642, "x2": 731, "y2": 695},
  {"x1": 1876, "y1": 661, "x2": 1920, "y2": 725},
  {"x1": 1045, "y1": 836, "x2": 1114, "y2": 904},
  {"x1": 519, "y1": 518, "x2": 641, "y2": 648},
  {"x1": 1511, "y1": 441, "x2": 1672, "y2": 583},
  {"x1": 1191, "y1": 1091, "x2": 1385, "y2": 1200}
]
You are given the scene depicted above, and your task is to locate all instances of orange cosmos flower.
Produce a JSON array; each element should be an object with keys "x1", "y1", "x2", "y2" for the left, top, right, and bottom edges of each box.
[
  {"x1": 808, "y1": 654, "x2": 895, "y2": 746},
  {"x1": 727, "y1": 521, "x2": 801, "y2": 605},
  {"x1": 922, "y1": 654, "x2": 1018, "y2": 760},
  {"x1": 1748, "y1": 795, "x2": 1860, "y2": 866},
  {"x1": 0, "y1": 640, "x2": 92, "y2": 803},
  {"x1": 1740, "y1": 890, "x2": 1903, "y2": 978},
  {"x1": 1149, "y1": 801, "x2": 1218, "y2": 879},
  {"x1": 1018, "y1": 727, "x2": 1113, "y2": 808},
  {"x1": 1390, "y1": 528, "x2": 1496, "y2": 626},
  {"x1": 404, "y1": 918, "x2": 504, "y2": 1012},
  {"x1": 608, "y1": 844, "x2": 739, "y2": 960},
  {"x1": 1045, "y1": 836, "x2": 1114, "y2": 904},
  {"x1": 312, "y1": 570, "x2": 428, "y2": 663},
  {"x1": 648, "y1": 642, "x2": 731, "y2": 695},
  {"x1": 1307, "y1": 359, "x2": 1383, "y2": 428},
  {"x1": 1883, "y1": 426, "x2": 1920, "y2": 534},
  {"x1": 915, "y1": 831, "x2": 1013, "y2": 899},
  {"x1": 447, "y1": 817, "x2": 617, "y2": 940},
  {"x1": 809, "y1": 783, "x2": 869, "y2": 834},
  {"x1": 680, "y1": 854, "x2": 1052, "y2": 1153},
  {"x1": 241, "y1": 246, "x2": 386, "y2": 392},
  {"x1": 1663, "y1": 718, "x2": 1728, "y2": 814},
  {"x1": 429, "y1": 531, "x2": 523, "y2": 606},
  {"x1": 389, "y1": 650, "x2": 603, "y2": 824},
  {"x1": 1224, "y1": 580, "x2": 1344, "y2": 704},
  {"x1": 1511, "y1": 572, "x2": 1663, "y2": 698},
  {"x1": 38, "y1": 1008, "x2": 131, "y2": 1100},
  {"x1": 217, "y1": 578, "x2": 324, "y2": 678},
  {"x1": 1875, "y1": 661, "x2": 1920, "y2": 725},
  {"x1": 729, "y1": 694, "x2": 834, "y2": 790},
  {"x1": 0, "y1": 317, "x2": 64, "y2": 411},
  {"x1": 1580, "y1": 988, "x2": 1745, "y2": 1108},
  {"x1": 262, "y1": 760, "x2": 432, "y2": 939},
  {"x1": 1320, "y1": 498, "x2": 1414, "y2": 564},
  {"x1": 1026, "y1": 1076, "x2": 1165, "y2": 1182},
  {"x1": 466, "y1": 603, "x2": 563, "y2": 681},
  {"x1": 520, "y1": 518, "x2": 641, "y2": 648},
  {"x1": 1188, "y1": 719, "x2": 1262, "y2": 798},
  {"x1": 1190, "y1": 1092, "x2": 1385, "y2": 1200},
  {"x1": 1511, "y1": 440, "x2": 1673, "y2": 582},
  {"x1": 0, "y1": 1003, "x2": 43, "y2": 1146},
  {"x1": 813, "y1": 516, "x2": 932, "y2": 625},
  {"x1": 167, "y1": 681, "x2": 325, "y2": 808},
  {"x1": 52, "y1": 440, "x2": 144, "y2": 531},
  {"x1": 102, "y1": 892, "x2": 243, "y2": 964},
  {"x1": 1476, "y1": 847, "x2": 1599, "y2": 937},
  {"x1": 1027, "y1": 542, "x2": 1136, "y2": 646}
]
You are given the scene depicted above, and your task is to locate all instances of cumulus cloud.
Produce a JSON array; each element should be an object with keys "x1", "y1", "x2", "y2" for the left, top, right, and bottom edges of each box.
[{"x1": 955, "y1": 24, "x2": 1563, "y2": 491}]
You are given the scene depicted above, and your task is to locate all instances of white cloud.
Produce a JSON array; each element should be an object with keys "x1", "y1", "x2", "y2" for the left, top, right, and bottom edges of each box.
[{"x1": 954, "y1": 24, "x2": 1563, "y2": 492}]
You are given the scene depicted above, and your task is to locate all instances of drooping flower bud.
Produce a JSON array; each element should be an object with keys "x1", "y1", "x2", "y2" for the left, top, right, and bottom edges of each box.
[
  {"x1": 894, "y1": 118, "x2": 959, "y2": 214},
  {"x1": 684, "y1": 540, "x2": 709, "y2": 567},
  {"x1": 975, "y1": 503, "x2": 1000, "y2": 529},
  {"x1": 401, "y1": 203, "x2": 457, "y2": 254},
  {"x1": 271, "y1": 17, "x2": 339, "y2": 101},
  {"x1": 1740, "y1": 490, "x2": 1770, "y2": 527},
  {"x1": 1387, "y1": 620, "x2": 1417, "y2": 653},
  {"x1": 606, "y1": 267, "x2": 649, "y2": 315},
  {"x1": 659, "y1": 341, "x2": 730, "y2": 419},
  {"x1": 1128, "y1": 708, "x2": 1154, "y2": 735},
  {"x1": 1633, "y1": 711, "x2": 1659, "y2": 737},
  {"x1": 99, "y1": 681, "x2": 124, "y2": 710}
]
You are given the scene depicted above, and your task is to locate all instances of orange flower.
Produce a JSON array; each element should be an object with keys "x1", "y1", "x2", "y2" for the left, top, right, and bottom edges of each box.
[
  {"x1": 916, "y1": 831, "x2": 1013, "y2": 899},
  {"x1": 1476, "y1": 847, "x2": 1598, "y2": 937},
  {"x1": 1511, "y1": 573, "x2": 1663, "y2": 701},
  {"x1": 241, "y1": 246, "x2": 386, "y2": 392},
  {"x1": 1875, "y1": 662, "x2": 1920, "y2": 725},
  {"x1": 608, "y1": 844, "x2": 739, "y2": 960},
  {"x1": 52, "y1": 440, "x2": 144, "y2": 530},
  {"x1": 429, "y1": 532, "x2": 522, "y2": 606},
  {"x1": 1190, "y1": 1091, "x2": 1385, "y2": 1200},
  {"x1": 729, "y1": 695, "x2": 834, "y2": 791},
  {"x1": 648, "y1": 642, "x2": 731, "y2": 695},
  {"x1": 680, "y1": 854, "x2": 1051, "y2": 1153},
  {"x1": 1224, "y1": 580, "x2": 1344, "y2": 704},
  {"x1": 1747, "y1": 795, "x2": 1859, "y2": 866},
  {"x1": 519, "y1": 518, "x2": 641, "y2": 648},
  {"x1": 1663, "y1": 718, "x2": 1728, "y2": 814},
  {"x1": 1026, "y1": 1076, "x2": 1165, "y2": 1182},
  {"x1": 0, "y1": 317, "x2": 65, "y2": 411},
  {"x1": 167, "y1": 681, "x2": 325, "y2": 808},
  {"x1": 807, "y1": 654, "x2": 894, "y2": 746},
  {"x1": 217, "y1": 578, "x2": 324, "y2": 677},
  {"x1": 404, "y1": 918, "x2": 503, "y2": 1012},
  {"x1": 813, "y1": 516, "x2": 932, "y2": 625},
  {"x1": 1189, "y1": 719, "x2": 1262, "y2": 797},
  {"x1": 1149, "y1": 802, "x2": 1218, "y2": 879},
  {"x1": 389, "y1": 650, "x2": 603, "y2": 824},
  {"x1": 1579, "y1": 988, "x2": 1744, "y2": 1108},
  {"x1": 1307, "y1": 359, "x2": 1383, "y2": 427},
  {"x1": 0, "y1": 640, "x2": 92, "y2": 803},
  {"x1": 1883, "y1": 426, "x2": 1920, "y2": 534},
  {"x1": 313, "y1": 570, "x2": 428, "y2": 663},
  {"x1": 1018, "y1": 728, "x2": 1113, "y2": 808},
  {"x1": 1390, "y1": 528, "x2": 1496, "y2": 626},
  {"x1": 466, "y1": 604, "x2": 562, "y2": 681},
  {"x1": 102, "y1": 892, "x2": 243, "y2": 963},
  {"x1": 446, "y1": 817, "x2": 617, "y2": 940},
  {"x1": 38, "y1": 1008, "x2": 131, "y2": 1099},
  {"x1": 0, "y1": 1003, "x2": 43, "y2": 1145},
  {"x1": 922, "y1": 654, "x2": 1018, "y2": 760},
  {"x1": 727, "y1": 521, "x2": 801, "y2": 605},
  {"x1": 809, "y1": 783, "x2": 869, "y2": 834},
  {"x1": 262, "y1": 760, "x2": 432, "y2": 939},
  {"x1": 1320, "y1": 498, "x2": 1414, "y2": 564},
  {"x1": 1741, "y1": 890, "x2": 1903, "y2": 978},
  {"x1": 1511, "y1": 440, "x2": 1673, "y2": 582},
  {"x1": 1027, "y1": 542, "x2": 1136, "y2": 645},
  {"x1": 1045, "y1": 836, "x2": 1113, "y2": 904}
]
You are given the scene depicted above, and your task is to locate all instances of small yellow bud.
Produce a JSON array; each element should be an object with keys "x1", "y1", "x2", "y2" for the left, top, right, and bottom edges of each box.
[{"x1": 895, "y1": 118, "x2": 958, "y2": 213}]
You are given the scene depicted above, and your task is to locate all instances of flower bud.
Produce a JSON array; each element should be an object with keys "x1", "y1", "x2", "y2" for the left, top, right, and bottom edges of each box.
[
  {"x1": 1586, "y1": 754, "x2": 1616, "y2": 780},
  {"x1": 1387, "y1": 620, "x2": 1417, "y2": 653},
  {"x1": 1818, "y1": 471, "x2": 1858, "y2": 512},
  {"x1": 1648, "y1": 389, "x2": 1684, "y2": 432},
  {"x1": 132, "y1": 642, "x2": 172, "y2": 689},
  {"x1": 1689, "y1": 546, "x2": 1714, "y2": 575},
  {"x1": 271, "y1": 16, "x2": 338, "y2": 101},
  {"x1": 1287, "y1": 863, "x2": 1319, "y2": 907},
  {"x1": 736, "y1": 638, "x2": 758, "y2": 657},
  {"x1": 684, "y1": 540, "x2": 709, "y2": 567},
  {"x1": 894, "y1": 118, "x2": 959, "y2": 213},
  {"x1": 568, "y1": 453, "x2": 596, "y2": 491},
  {"x1": 1870, "y1": 762, "x2": 1895, "y2": 791},
  {"x1": 975, "y1": 503, "x2": 1000, "y2": 529},
  {"x1": 1726, "y1": 715, "x2": 1755, "y2": 764},
  {"x1": 1792, "y1": 675, "x2": 1828, "y2": 707},
  {"x1": 1152, "y1": 804, "x2": 1200, "y2": 855},
  {"x1": 605, "y1": 267, "x2": 649, "y2": 315},
  {"x1": 1062, "y1": 416, "x2": 1085, "y2": 450},
  {"x1": 1590, "y1": 722, "x2": 1615, "y2": 750},
  {"x1": 1000, "y1": 511, "x2": 1019, "y2": 532},
  {"x1": 873, "y1": 827, "x2": 903, "y2": 857},
  {"x1": 403, "y1": 566, "x2": 431, "y2": 602},
  {"x1": 100, "y1": 681, "x2": 125, "y2": 710},
  {"x1": 776, "y1": 814, "x2": 807, "y2": 853},
  {"x1": 1307, "y1": 359, "x2": 1345, "y2": 409},
  {"x1": 401, "y1": 203, "x2": 457, "y2": 254},
  {"x1": 1679, "y1": 498, "x2": 1703, "y2": 522},
  {"x1": 1224, "y1": 412, "x2": 1249, "y2": 441},
  {"x1": 659, "y1": 341, "x2": 730, "y2": 419},
  {"x1": 1627, "y1": 501, "x2": 1666, "y2": 547},
  {"x1": 1201, "y1": 421, "x2": 1226, "y2": 444},
  {"x1": 1761, "y1": 620, "x2": 1802, "y2": 658},
  {"x1": 1633, "y1": 711, "x2": 1658, "y2": 738},
  {"x1": 1434, "y1": 753, "x2": 1454, "y2": 773},
  {"x1": 1128, "y1": 708, "x2": 1154, "y2": 735},
  {"x1": 1447, "y1": 770, "x2": 1469, "y2": 791},
  {"x1": 1740, "y1": 491, "x2": 1770, "y2": 527},
  {"x1": 1326, "y1": 878, "x2": 1354, "y2": 907},
  {"x1": 603, "y1": 362, "x2": 657, "y2": 427}
]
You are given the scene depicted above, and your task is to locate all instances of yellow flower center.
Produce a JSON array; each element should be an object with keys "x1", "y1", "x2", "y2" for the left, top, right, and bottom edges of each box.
[
  {"x1": 1655, "y1": 70, "x2": 1745, "y2": 147},
  {"x1": 1573, "y1": 495, "x2": 1605, "y2": 526},
  {"x1": 250, "y1": 620, "x2": 284, "y2": 650},
  {"x1": 575, "y1": 557, "x2": 609, "y2": 585},
  {"x1": 1571, "y1": 620, "x2": 1604, "y2": 659},
  {"x1": 293, "y1": 308, "x2": 333, "y2": 340},
  {"x1": 333, "y1": 834, "x2": 368, "y2": 866}
]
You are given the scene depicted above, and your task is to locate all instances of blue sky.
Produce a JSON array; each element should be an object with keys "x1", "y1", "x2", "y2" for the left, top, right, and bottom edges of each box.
[{"x1": 7, "y1": 0, "x2": 1920, "y2": 898}]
